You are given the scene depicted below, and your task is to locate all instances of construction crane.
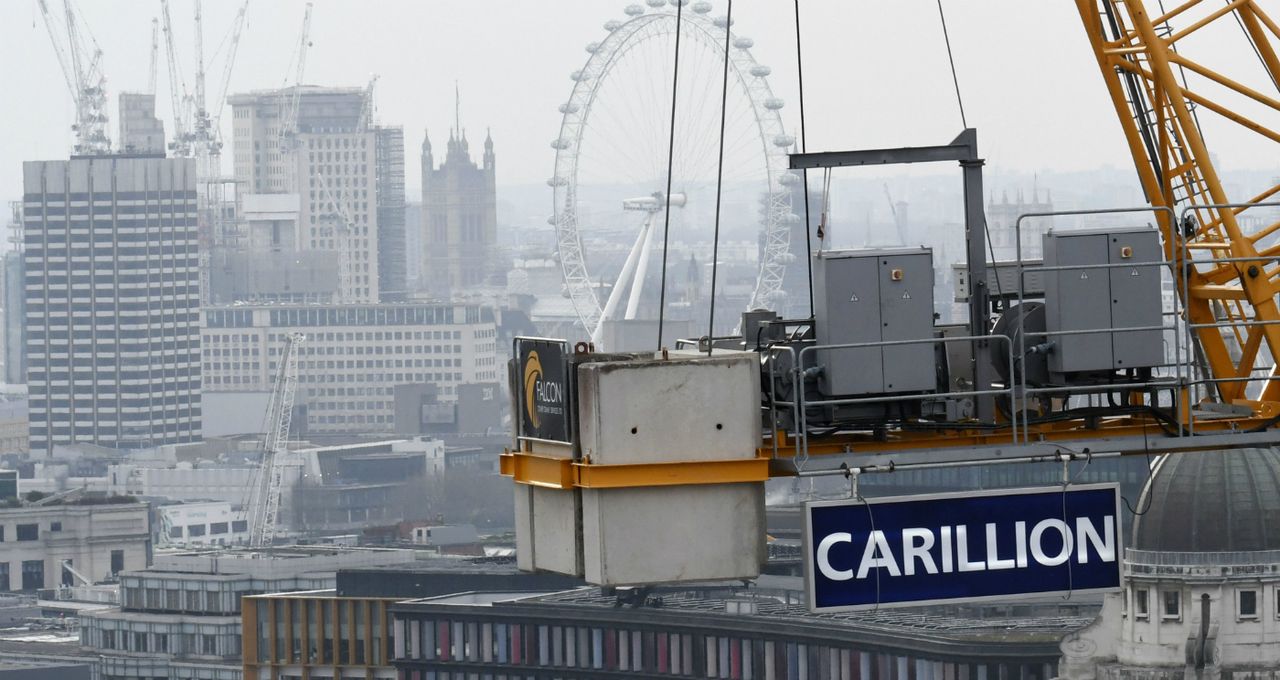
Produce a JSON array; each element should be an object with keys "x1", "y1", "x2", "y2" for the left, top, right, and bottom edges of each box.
[
  {"x1": 148, "y1": 18, "x2": 159, "y2": 96},
  {"x1": 159, "y1": 0, "x2": 190, "y2": 157},
  {"x1": 206, "y1": 0, "x2": 250, "y2": 171},
  {"x1": 277, "y1": 2, "x2": 314, "y2": 156},
  {"x1": 311, "y1": 166, "x2": 357, "y2": 303},
  {"x1": 355, "y1": 74, "x2": 379, "y2": 131},
  {"x1": 1077, "y1": 1, "x2": 1280, "y2": 406},
  {"x1": 243, "y1": 332, "x2": 305, "y2": 548},
  {"x1": 36, "y1": 0, "x2": 110, "y2": 154},
  {"x1": 882, "y1": 182, "x2": 907, "y2": 245}
]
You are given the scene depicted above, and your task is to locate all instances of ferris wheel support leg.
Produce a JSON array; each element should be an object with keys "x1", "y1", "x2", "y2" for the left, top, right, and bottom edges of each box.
[
  {"x1": 626, "y1": 213, "x2": 660, "y2": 320},
  {"x1": 594, "y1": 217, "x2": 653, "y2": 346}
]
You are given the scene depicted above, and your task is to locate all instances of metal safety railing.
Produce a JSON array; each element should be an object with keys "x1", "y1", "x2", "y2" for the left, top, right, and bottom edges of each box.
[{"x1": 763, "y1": 333, "x2": 1018, "y2": 466}]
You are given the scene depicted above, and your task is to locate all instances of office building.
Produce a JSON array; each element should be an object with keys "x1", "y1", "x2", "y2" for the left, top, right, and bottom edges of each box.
[
  {"x1": 376, "y1": 126, "x2": 407, "y2": 300},
  {"x1": 0, "y1": 497, "x2": 150, "y2": 592},
  {"x1": 117, "y1": 93, "x2": 166, "y2": 156},
  {"x1": 22, "y1": 157, "x2": 202, "y2": 456},
  {"x1": 420, "y1": 124, "x2": 497, "y2": 298},
  {"x1": 389, "y1": 584, "x2": 1082, "y2": 679},
  {"x1": 80, "y1": 546, "x2": 417, "y2": 680},
  {"x1": 242, "y1": 559, "x2": 583, "y2": 680},
  {"x1": 201, "y1": 304, "x2": 500, "y2": 434},
  {"x1": 229, "y1": 86, "x2": 405, "y2": 304}
]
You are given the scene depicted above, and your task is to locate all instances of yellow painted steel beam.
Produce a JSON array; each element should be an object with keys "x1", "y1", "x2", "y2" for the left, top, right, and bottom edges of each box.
[
  {"x1": 500, "y1": 451, "x2": 771, "y2": 489},
  {"x1": 1077, "y1": 0, "x2": 1280, "y2": 403}
]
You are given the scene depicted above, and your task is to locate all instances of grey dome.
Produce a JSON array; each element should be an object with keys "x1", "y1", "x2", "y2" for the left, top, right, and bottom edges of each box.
[{"x1": 1132, "y1": 447, "x2": 1280, "y2": 552}]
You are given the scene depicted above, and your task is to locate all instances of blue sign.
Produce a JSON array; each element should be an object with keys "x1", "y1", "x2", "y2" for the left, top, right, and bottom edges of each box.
[{"x1": 804, "y1": 484, "x2": 1122, "y2": 612}]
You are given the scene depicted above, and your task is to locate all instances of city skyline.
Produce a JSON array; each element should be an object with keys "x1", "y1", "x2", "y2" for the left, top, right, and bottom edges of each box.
[{"x1": 5, "y1": 0, "x2": 1279, "y2": 209}]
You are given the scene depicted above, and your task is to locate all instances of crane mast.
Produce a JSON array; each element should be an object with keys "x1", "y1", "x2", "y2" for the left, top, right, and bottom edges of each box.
[
  {"x1": 1077, "y1": 0, "x2": 1280, "y2": 404},
  {"x1": 148, "y1": 18, "x2": 159, "y2": 96},
  {"x1": 245, "y1": 332, "x2": 305, "y2": 548},
  {"x1": 159, "y1": 0, "x2": 189, "y2": 157},
  {"x1": 278, "y1": 2, "x2": 314, "y2": 158}
]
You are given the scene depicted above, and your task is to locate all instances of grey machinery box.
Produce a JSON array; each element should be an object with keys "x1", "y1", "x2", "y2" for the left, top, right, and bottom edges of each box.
[
  {"x1": 813, "y1": 248, "x2": 936, "y2": 396},
  {"x1": 1042, "y1": 226, "x2": 1163, "y2": 374}
]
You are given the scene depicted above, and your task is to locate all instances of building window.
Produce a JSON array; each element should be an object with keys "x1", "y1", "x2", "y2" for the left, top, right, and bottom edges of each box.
[
  {"x1": 169, "y1": 526, "x2": 183, "y2": 539},
  {"x1": 110, "y1": 550, "x2": 124, "y2": 575},
  {"x1": 0, "y1": 563, "x2": 8, "y2": 591},
  {"x1": 210, "y1": 522, "x2": 228, "y2": 535},
  {"x1": 15, "y1": 524, "x2": 37, "y2": 541},
  {"x1": 188, "y1": 524, "x2": 207, "y2": 537},
  {"x1": 20, "y1": 560, "x2": 43, "y2": 590},
  {"x1": 49, "y1": 522, "x2": 61, "y2": 532},
  {"x1": 1135, "y1": 588, "x2": 1149, "y2": 619},
  {"x1": 1240, "y1": 590, "x2": 1259, "y2": 619},
  {"x1": 1163, "y1": 590, "x2": 1181, "y2": 620}
]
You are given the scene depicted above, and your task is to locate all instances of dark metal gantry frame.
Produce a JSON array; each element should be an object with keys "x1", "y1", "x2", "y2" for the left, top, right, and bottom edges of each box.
[{"x1": 788, "y1": 128, "x2": 995, "y2": 422}]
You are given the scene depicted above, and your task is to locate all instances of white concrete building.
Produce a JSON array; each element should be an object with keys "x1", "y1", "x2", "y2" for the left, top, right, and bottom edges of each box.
[
  {"x1": 229, "y1": 86, "x2": 396, "y2": 303},
  {"x1": 0, "y1": 500, "x2": 150, "y2": 591},
  {"x1": 1059, "y1": 447, "x2": 1280, "y2": 679},
  {"x1": 202, "y1": 304, "x2": 500, "y2": 433},
  {"x1": 156, "y1": 501, "x2": 249, "y2": 548}
]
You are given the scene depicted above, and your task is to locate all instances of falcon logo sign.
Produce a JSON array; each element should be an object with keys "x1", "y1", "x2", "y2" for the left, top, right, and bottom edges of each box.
[
  {"x1": 516, "y1": 339, "x2": 570, "y2": 442},
  {"x1": 804, "y1": 484, "x2": 1122, "y2": 612}
]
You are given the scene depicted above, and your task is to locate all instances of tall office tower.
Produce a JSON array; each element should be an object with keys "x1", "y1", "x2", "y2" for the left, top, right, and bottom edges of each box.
[
  {"x1": 23, "y1": 157, "x2": 202, "y2": 456},
  {"x1": 3, "y1": 202, "x2": 24, "y2": 385},
  {"x1": 420, "y1": 125, "x2": 497, "y2": 298},
  {"x1": 117, "y1": 93, "x2": 167, "y2": 155},
  {"x1": 376, "y1": 126, "x2": 407, "y2": 300},
  {"x1": 229, "y1": 86, "x2": 403, "y2": 303}
]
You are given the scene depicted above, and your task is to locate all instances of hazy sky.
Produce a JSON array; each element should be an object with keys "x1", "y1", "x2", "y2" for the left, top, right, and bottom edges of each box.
[{"x1": 3, "y1": 0, "x2": 1276, "y2": 204}]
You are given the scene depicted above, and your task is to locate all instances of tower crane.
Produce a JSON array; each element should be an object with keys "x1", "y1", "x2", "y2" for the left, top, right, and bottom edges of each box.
[
  {"x1": 1077, "y1": 1, "x2": 1280, "y2": 406},
  {"x1": 311, "y1": 166, "x2": 357, "y2": 304},
  {"x1": 206, "y1": 1, "x2": 250, "y2": 171},
  {"x1": 278, "y1": 2, "x2": 314, "y2": 156},
  {"x1": 243, "y1": 332, "x2": 305, "y2": 548},
  {"x1": 148, "y1": 18, "x2": 159, "y2": 96},
  {"x1": 36, "y1": 0, "x2": 110, "y2": 155},
  {"x1": 159, "y1": 0, "x2": 190, "y2": 157}
]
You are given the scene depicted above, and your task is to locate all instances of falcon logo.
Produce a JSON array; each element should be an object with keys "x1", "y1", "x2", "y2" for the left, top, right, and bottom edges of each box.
[{"x1": 524, "y1": 351, "x2": 543, "y2": 428}]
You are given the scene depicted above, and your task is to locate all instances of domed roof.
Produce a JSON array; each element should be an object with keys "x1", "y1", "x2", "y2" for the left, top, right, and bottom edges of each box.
[{"x1": 1133, "y1": 447, "x2": 1280, "y2": 552}]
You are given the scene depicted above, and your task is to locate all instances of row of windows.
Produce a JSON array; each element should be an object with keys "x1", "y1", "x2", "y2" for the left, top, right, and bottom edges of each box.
[
  {"x1": 204, "y1": 306, "x2": 492, "y2": 329},
  {"x1": 167, "y1": 519, "x2": 245, "y2": 539},
  {"x1": 392, "y1": 617, "x2": 1056, "y2": 680},
  {"x1": 1129, "y1": 585, "x2": 1280, "y2": 622}
]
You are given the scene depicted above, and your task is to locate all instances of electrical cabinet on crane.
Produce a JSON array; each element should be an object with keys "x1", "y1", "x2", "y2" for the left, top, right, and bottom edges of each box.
[
  {"x1": 813, "y1": 248, "x2": 936, "y2": 396},
  {"x1": 1042, "y1": 227, "x2": 1163, "y2": 376}
]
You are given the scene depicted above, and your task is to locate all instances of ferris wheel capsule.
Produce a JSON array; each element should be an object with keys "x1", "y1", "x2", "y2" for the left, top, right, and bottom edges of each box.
[
  {"x1": 646, "y1": 0, "x2": 665, "y2": 7},
  {"x1": 668, "y1": 0, "x2": 690, "y2": 6},
  {"x1": 750, "y1": 65, "x2": 771, "y2": 77},
  {"x1": 778, "y1": 172, "x2": 799, "y2": 186},
  {"x1": 604, "y1": 19, "x2": 622, "y2": 31},
  {"x1": 625, "y1": 4, "x2": 645, "y2": 16},
  {"x1": 586, "y1": 42, "x2": 601, "y2": 53},
  {"x1": 733, "y1": 37, "x2": 754, "y2": 49},
  {"x1": 570, "y1": 70, "x2": 589, "y2": 82},
  {"x1": 551, "y1": 138, "x2": 572, "y2": 150},
  {"x1": 713, "y1": 15, "x2": 733, "y2": 28},
  {"x1": 764, "y1": 97, "x2": 785, "y2": 110},
  {"x1": 774, "y1": 134, "x2": 796, "y2": 147},
  {"x1": 547, "y1": 176, "x2": 568, "y2": 187},
  {"x1": 692, "y1": 1, "x2": 713, "y2": 13},
  {"x1": 558, "y1": 102, "x2": 580, "y2": 114}
]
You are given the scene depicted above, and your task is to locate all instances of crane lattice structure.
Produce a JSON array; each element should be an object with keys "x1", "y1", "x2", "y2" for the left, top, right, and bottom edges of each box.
[
  {"x1": 277, "y1": 2, "x2": 314, "y2": 157},
  {"x1": 36, "y1": 0, "x2": 110, "y2": 155},
  {"x1": 1078, "y1": 0, "x2": 1280, "y2": 406},
  {"x1": 243, "y1": 332, "x2": 305, "y2": 548}
]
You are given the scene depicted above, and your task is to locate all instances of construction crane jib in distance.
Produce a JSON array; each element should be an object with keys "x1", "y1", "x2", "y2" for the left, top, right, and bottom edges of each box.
[
  {"x1": 244, "y1": 332, "x2": 305, "y2": 548},
  {"x1": 37, "y1": 0, "x2": 110, "y2": 155}
]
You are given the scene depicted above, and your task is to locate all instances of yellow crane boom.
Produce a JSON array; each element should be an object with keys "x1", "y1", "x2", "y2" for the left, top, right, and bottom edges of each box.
[{"x1": 1076, "y1": 0, "x2": 1280, "y2": 404}]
